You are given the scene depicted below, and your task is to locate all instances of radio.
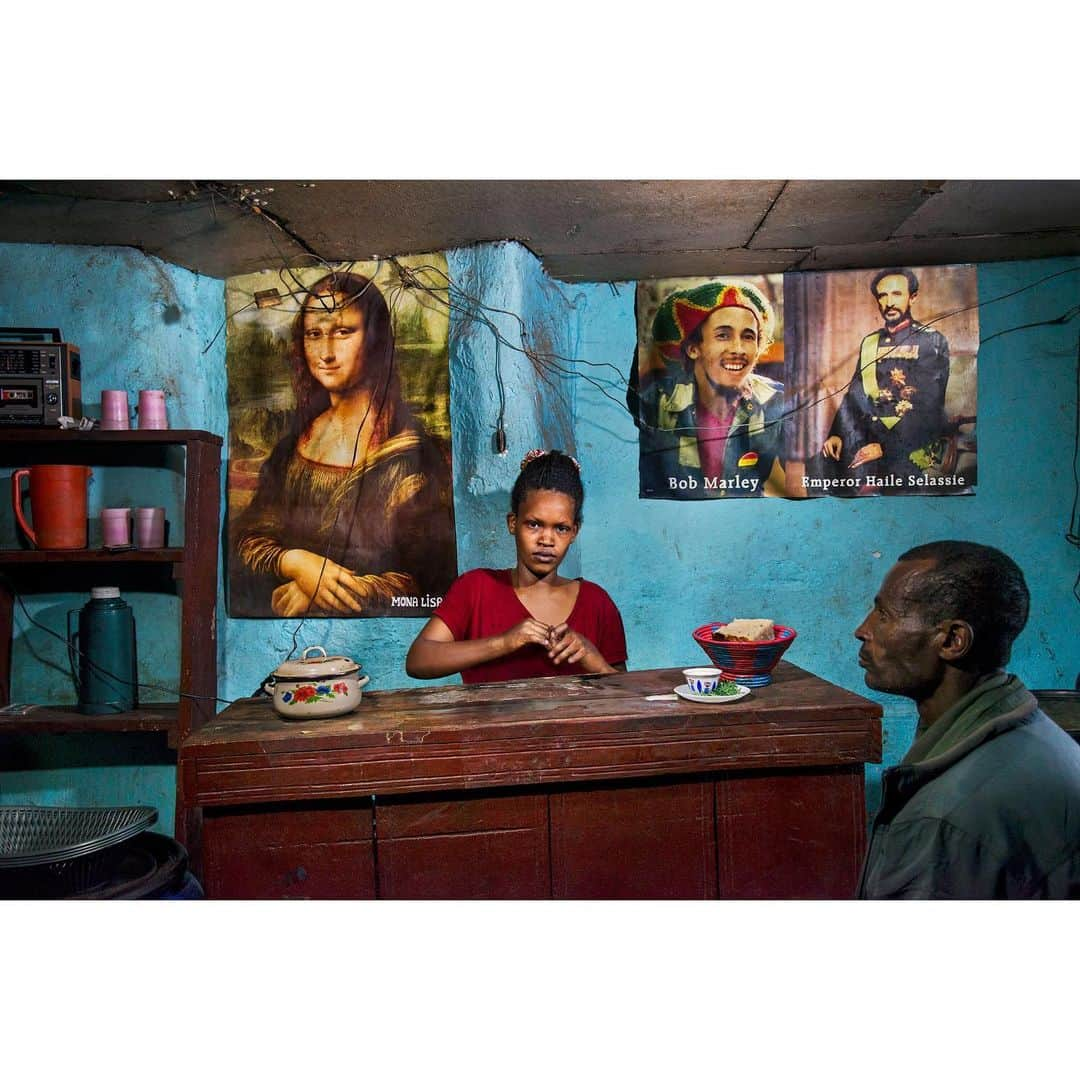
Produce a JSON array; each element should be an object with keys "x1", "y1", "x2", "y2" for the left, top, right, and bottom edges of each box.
[{"x1": 0, "y1": 327, "x2": 82, "y2": 426}]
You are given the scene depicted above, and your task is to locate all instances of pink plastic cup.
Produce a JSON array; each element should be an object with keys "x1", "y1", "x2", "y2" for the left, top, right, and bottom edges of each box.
[
  {"x1": 134, "y1": 506, "x2": 166, "y2": 549},
  {"x1": 137, "y1": 389, "x2": 168, "y2": 430},
  {"x1": 101, "y1": 507, "x2": 132, "y2": 547},
  {"x1": 100, "y1": 390, "x2": 130, "y2": 430}
]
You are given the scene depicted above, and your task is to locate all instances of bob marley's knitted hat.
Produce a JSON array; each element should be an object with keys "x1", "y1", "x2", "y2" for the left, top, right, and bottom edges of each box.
[{"x1": 652, "y1": 279, "x2": 776, "y2": 362}]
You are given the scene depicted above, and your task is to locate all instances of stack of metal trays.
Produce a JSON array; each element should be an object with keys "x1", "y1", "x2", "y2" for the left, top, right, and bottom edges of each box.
[{"x1": 0, "y1": 806, "x2": 158, "y2": 897}]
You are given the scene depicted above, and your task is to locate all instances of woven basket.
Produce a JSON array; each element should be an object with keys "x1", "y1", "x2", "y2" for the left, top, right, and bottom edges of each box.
[{"x1": 691, "y1": 623, "x2": 797, "y2": 687}]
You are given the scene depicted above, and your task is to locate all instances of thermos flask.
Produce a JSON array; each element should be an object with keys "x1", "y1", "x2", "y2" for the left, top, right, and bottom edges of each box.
[{"x1": 68, "y1": 587, "x2": 138, "y2": 714}]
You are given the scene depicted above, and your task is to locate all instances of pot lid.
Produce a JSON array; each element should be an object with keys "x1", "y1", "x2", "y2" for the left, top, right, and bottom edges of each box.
[{"x1": 271, "y1": 645, "x2": 360, "y2": 679}]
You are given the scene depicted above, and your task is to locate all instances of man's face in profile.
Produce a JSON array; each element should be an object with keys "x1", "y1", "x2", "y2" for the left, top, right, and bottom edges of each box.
[
  {"x1": 874, "y1": 274, "x2": 914, "y2": 329},
  {"x1": 854, "y1": 559, "x2": 944, "y2": 700}
]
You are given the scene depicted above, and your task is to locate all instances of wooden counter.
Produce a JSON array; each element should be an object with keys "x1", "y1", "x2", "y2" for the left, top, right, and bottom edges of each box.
[{"x1": 179, "y1": 662, "x2": 882, "y2": 899}]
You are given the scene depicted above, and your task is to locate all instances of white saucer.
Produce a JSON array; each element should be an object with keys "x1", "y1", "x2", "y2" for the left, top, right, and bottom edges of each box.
[{"x1": 673, "y1": 683, "x2": 751, "y2": 704}]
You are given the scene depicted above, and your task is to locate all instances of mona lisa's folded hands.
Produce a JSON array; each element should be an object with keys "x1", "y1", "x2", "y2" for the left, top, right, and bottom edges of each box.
[
  {"x1": 278, "y1": 549, "x2": 367, "y2": 613},
  {"x1": 270, "y1": 580, "x2": 316, "y2": 618},
  {"x1": 276, "y1": 548, "x2": 416, "y2": 614},
  {"x1": 270, "y1": 575, "x2": 382, "y2": 617}
]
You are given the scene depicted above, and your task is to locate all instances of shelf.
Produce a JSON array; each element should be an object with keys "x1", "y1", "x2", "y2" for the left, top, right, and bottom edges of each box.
[
  {"x1": 0, "y1": 428, "x2": 223, "y2": 470},
  {"x1": 0, "y1": 548, "x2": 184, "y2": 565},
  {"x1": 0, "y1": 426, "x2": 221, "y2": 841},
  {"x1": 0, "y1": 702, "x2": 180, "y2": 746}
]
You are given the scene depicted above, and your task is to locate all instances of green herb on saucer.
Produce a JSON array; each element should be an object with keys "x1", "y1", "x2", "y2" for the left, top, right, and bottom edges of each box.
[{"x1": 708, "y1": 681, "x2": 741, "y2": 696}]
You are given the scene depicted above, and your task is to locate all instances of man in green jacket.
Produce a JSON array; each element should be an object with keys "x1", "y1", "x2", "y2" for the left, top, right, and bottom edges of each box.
[{"x1": 855, "y1": 539, "x2": 1080, "y2": 899}]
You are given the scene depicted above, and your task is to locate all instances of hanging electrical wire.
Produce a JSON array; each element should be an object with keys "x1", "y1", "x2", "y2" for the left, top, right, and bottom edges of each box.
[
  {"x1": 203, "y1": 179, "x2": 1080, "y2": 444},
  {"x1": 7, "y1": 586, "x2": 240, "y2": 710},
  {"x1": 389, "y1": 255, "x2": 1080, "y2": 451}
]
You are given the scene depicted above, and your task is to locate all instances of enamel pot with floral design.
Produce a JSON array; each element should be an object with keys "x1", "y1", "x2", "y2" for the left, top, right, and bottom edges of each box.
[{"x1": 262, "y1": 645, "x2": 370, "y2": 719}]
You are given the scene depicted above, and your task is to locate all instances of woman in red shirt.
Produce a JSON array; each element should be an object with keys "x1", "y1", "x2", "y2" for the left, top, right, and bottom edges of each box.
[{"x1": 405, "y1": 450, "x2": 627, "y2": 684}]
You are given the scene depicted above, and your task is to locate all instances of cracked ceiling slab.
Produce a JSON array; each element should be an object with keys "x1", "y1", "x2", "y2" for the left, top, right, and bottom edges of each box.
[
  {"x1": 1, "y1": 179, "x2": 1078, "y2": 282},
  {"x1": 749, "y1": 179, "x2": 931, "y2": 248}
]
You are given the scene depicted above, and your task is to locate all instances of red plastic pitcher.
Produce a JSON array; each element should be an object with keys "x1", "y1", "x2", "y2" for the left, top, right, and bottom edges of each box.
[{"x1": 11, "y1": 465, "x2": 91, "y2": 549}]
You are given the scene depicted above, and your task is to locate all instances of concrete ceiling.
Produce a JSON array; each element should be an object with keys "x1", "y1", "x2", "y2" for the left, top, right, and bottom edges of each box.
[{"x1": 2, "y1": 179, "x2": 1080, "y2": 283}]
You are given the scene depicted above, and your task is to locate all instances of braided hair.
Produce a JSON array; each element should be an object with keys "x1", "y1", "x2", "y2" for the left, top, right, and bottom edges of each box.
[{"x1": 511, "y1": 450, "x2": 584, "y2": 524}]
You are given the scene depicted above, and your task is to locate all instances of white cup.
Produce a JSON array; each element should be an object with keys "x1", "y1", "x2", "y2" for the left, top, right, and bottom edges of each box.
[{"x1": 683, "y1": 667, "x2": 722, "y2": 695}]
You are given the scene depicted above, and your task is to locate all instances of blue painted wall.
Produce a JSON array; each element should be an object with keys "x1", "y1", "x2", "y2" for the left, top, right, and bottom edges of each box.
[{"x1": 2, "y1": 239, "x2": 1078, "y2": 836}]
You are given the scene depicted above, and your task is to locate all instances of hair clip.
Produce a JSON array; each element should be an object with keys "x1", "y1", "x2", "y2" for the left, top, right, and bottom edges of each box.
[
  {"x1": 519, "y1": 448, "x2": 581, "y2": 472},
  {"x1": 520, "y1": 448, "x2": 547, "y2": 469}
]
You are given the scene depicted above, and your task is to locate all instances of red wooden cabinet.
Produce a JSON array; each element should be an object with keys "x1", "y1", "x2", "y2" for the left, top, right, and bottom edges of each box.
[{"x1": 181, "y1": 664, "x2": 882, "y2": 900}]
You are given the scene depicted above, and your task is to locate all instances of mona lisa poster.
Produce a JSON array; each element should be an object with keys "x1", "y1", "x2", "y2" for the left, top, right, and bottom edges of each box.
[{"x1": 225, "y1": 256, "x2": 457, "y2": 618}]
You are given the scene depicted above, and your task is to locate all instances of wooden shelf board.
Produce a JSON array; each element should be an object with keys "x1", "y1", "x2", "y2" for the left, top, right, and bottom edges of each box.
[
  {"x1": 0, "y1": 702, "x2": 180, "y2": 744},
  {"x1": 0, "y1": 548, "x2": 183, "y2": 565},
  {"x1": 0, "y1": 428, "x2": 221, "y2": 446}
]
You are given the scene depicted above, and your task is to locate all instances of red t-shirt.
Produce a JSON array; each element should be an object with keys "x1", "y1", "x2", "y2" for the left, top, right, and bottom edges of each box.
[{"x1": 433, "y1": 568, "x2": 627, "y2": 685}]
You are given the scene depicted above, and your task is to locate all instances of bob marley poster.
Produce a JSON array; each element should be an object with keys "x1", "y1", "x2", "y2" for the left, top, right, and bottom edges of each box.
[
  {"x1": 225, "y1": 256, "x2": 457, "y2": 618},
  {"x1": 784, "y1": 264, "x2": 978, "y2": 498},
  {"x1": 629, "y1": 274, "x2": 798, "y2": 499}
]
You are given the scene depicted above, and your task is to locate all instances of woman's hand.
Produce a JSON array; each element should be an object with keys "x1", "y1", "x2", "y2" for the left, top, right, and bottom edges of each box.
[
  {"x1": 407, "y1": 615, "x2": 548, "y2": 680},
  {"x1": 501, "y1": 617, "x2": 555, "y2": 654},
  {"x1": 546, "y1": 623, "x2": 614, "y2": 673},
  {"x1": 406, "y1": 615, "x2": 622, "y2": 681}
]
